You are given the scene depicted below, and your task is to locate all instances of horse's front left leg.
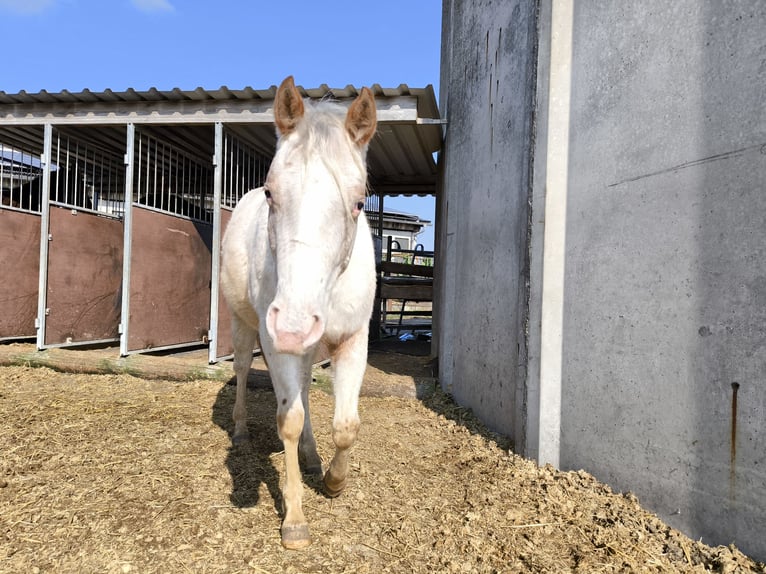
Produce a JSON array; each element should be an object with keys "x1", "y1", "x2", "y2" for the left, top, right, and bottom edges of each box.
[{"x1": 324, "y1": 326, "x2": 368, "y2": 497}]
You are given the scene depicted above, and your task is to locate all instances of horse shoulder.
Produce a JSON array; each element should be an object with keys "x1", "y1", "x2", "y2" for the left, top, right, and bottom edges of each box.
[{"x1": 221, "y1": 189, "x2": 270, "y2": 323}]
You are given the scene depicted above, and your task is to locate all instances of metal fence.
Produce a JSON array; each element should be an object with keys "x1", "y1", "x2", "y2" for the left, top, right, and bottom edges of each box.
[
  {"x1": 0, "y1": 142, "x2": 45, "y2": 213},
  {"x1": 51, "y1": 129, "x2": 125, "y2": 214},
  {"x1": 222, "y1": 130, "x2": 269, "y2": 207},
  {"x1": 134, "y1": 130, "x2": 213, "y2": 222}
]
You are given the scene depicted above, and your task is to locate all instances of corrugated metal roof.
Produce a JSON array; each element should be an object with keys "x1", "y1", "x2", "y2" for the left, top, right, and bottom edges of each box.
[
  {"x1": 0, "y1": 83, "x2": 442, "y2": 197},
  {"x1": 0, "y1": 83, "x2": 438, "y2": 113}
]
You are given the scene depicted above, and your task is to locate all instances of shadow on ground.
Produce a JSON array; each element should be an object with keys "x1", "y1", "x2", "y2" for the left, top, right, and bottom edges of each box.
[
  {"x1": 211, "y1": 364, "x2": 331, "y2": 518},
  {"x1": 211, "y1": 337, "x2": 512, "y2": 519},
  {"x1": 211, "y1": 378, "x2": 284, "y2": 513}
]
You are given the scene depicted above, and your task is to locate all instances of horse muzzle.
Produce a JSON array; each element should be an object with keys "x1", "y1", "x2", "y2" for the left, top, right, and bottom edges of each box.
[{"x1": 265, "y1": 302, "x2": 325, "y2": 355}]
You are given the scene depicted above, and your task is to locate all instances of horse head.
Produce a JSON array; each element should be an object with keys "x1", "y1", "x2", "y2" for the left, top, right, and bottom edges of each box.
[{"x1": 263, "y1": 76, "x2": 377, "y2": 355}]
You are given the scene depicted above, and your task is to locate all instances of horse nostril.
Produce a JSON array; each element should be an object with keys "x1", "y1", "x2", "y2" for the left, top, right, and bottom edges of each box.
[
  {"x1": 266, "y1": 304, "x2": 280, "y2": 338},
  {"x1": 305, "y1": 314, "x2": 325, "y2": 349}
]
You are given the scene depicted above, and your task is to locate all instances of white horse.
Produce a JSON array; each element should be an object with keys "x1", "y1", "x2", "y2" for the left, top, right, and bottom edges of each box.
[{"x1": 220, "y1": 76, "x2": 377, "y2": 549}]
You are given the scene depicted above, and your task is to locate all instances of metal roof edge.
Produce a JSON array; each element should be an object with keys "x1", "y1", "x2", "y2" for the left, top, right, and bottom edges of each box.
[{"x1": 0, "y1": 83, "x2": 440, "y2": 120}]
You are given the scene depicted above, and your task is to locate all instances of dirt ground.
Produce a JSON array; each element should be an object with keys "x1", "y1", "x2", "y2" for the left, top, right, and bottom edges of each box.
[{"x1": 1, "y1": 349, "x2": 764, "y2": 573}]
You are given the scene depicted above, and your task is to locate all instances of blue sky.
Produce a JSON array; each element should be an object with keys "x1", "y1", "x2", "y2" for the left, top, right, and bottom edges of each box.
[{"x1": 0, "y1": 0, "x2": 441, "y2": 247}]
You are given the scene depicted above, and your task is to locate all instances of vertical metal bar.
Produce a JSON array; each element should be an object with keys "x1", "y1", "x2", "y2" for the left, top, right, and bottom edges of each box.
[
  {"x1": 142, "y1": 133, "x2": 148, "y2": 206},
  {"x1": 208, "y1": 122, "x2": 224, "y2": 363},
  {"x1": 120, "y1": 123, "x2": 135, "y2": 356},
  {"x1": 377, "y1": 190, "x2": 385, "y2": 240},
  {"x1": 53, "y1": 132, "x2": 60, "y2": 209},
  {"x1": 194, "y1": 162, "x2": 200, "y2": 218},
  {"x1": 75, "y1": 141, "x2": 82, "y2": 206},
  {"x1": 159, "y1": 140, "x2": 165, "y2": 212},
  {"x1": 91, "y1": 146, "x2": 97, "y2": 209},
  {"x1": 175, "y1": 148, "x2": 181, "y2": 216},
  {"x1": 152, "y1": 135, "x2": 158, "y2": 209},
  {"x1": 144, "y1": 134, "x2": 148, "y2": 205},
  {"x1": 234, "y1": 137, "x2": 240, "y2": 200},
  {"x1": 97, "y1": 150, "x2": 103, "y2": 210},
  {"x1": 176, "y1": 146, "x2": 181, "y2": 215},
  {"x1": 235, "y1": 138, "x2": 241, "y2": 201},
  {"x1": 64, "y1": 135, "x2": 71, "y2": 205},
  {"x1": 0, "y1": 143, "x2": 5, "y2": 205},
  {"x1": 0, "y1": 143, "x2": 4, "y2": 204},
  {"x1": 35, "y1": 124, "x2": 53, "y2": 349},
  {"x1": 244, "y1": 141, "x2": 250, "y2": 196},
  {"x1": 181, "y1": 149, "x2": 186, "y2": 216},
  {"x1": 225, "y1": 133, "x2": 231, "y2": 206},
  {"x1": 75, "y1": 138, "x2": 80, "y2": 205}
]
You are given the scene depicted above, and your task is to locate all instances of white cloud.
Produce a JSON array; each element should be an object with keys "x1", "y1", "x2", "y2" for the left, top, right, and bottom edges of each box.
[
  {"x1": 0, "y1": 0, "x2": 56, "y2": 14},
  {"x1": 131, "y1": 0, "x2": 174, "y2": 13}
]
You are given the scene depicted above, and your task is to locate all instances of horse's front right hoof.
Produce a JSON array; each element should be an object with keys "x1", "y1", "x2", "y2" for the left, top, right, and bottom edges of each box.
[
  {"x1": 323, "y1": 472, "x2": 347, "y2": 498},
  {"x1": 281, "y1": 523, "x2": 311, "y2": 549}
]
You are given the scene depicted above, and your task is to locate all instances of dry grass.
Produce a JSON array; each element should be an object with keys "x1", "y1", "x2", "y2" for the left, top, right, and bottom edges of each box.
[{"x1": 1, "y1": 363, "x2": 763, "y2": 573}]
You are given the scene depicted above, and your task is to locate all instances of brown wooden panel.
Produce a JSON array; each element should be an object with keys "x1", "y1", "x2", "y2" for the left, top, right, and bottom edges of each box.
[
  {"x1": 0, "y1": 209, "x2": 40, "y2": 338},
  {"x1": 215, "y1": 208, "x2": 234, "y2": 358},
  {"x1": 128, "y1": 206, "x2": 212, "y2": 352},
  {"x1": 45, "y1": 206, "x2": 123, "y2": 345},
  {"x1": 378, "y1": 261, "x2": 434, "y2": 278},
  {"x1": 380, "y1": 283, "x2": 433, "y2": 301}
]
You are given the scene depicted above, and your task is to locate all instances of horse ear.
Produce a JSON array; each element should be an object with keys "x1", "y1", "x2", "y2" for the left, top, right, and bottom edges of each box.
[
  {"x1": 274, "y1": 76, "x2": 305, "y2": 136},
  {"x1": 345, "y1": 87, "x2": 377, "y2": 146}
]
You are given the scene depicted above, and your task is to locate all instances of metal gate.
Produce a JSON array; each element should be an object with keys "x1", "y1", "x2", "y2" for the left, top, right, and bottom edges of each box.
[
  {"x1": 122, "y1": 126, "x2": 215, "y2": 355},
  {"x1": 0, "y1": 136, "x2": 44, "y2": 340},
  {"x1": 42, "y1": 127, "x2": 125, "y2": 348}
]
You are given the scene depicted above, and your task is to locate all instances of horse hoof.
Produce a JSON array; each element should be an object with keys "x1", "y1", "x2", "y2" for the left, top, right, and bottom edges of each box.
[
  {"x1": 304, "y1": 464, "x2": 324, "y2": 477},
  {"x1": 281, "y1": 523, "x2": 311, "y2": 550},
  {"x1": 323, "y1": 473, "x2": 347, "y2": 498},
  {"x1": 232, "y1": 432, "x2": 250, "y2": 446}
]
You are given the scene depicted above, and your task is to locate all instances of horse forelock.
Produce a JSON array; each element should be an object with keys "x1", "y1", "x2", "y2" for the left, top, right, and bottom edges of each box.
[{"x1": 275, "y1": 101, "x2": 368, "y2": 208}]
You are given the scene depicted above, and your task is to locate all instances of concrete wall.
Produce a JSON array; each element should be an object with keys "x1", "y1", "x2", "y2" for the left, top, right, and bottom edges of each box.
[
  {"x1": 559, "y1": 1, "x2": 766, "y2": 558},
  {"x1": 439, "y1": 0, "x2": 766, "y2": 560},
  {"x1": 437, "y1": 0, "x2": 539, "y2": 442}
]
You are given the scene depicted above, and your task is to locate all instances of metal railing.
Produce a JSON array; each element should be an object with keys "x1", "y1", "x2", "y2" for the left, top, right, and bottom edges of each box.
[{"x1": 134, "y1": 130, "x2": 213, "y2": 222}]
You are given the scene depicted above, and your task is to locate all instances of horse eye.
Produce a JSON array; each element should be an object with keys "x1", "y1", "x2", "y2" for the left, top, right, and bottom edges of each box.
[
  {"x1": 355, "y1": 201, "x2": 364, "y2": 211},
  {"x1": 264, "y1": 189, "x2": 272, "y2": 200}
]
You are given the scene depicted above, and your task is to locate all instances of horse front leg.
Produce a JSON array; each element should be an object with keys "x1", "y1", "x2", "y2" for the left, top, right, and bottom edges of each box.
[
  {"x1": 261, "y1": 340, "x2": 314, "y2": 549},
  {"x1": 298, "y1": 382, "x2": 323, "y2": 476},
  {"x1": 277, "y1": 387, "x2": 311, "y2": 549},
  {"x1": 324, "y1": 326, "x2": 368, "y2": 497},
  {"x1": 231, "y1": 315, "x2": 257, "y2": 443}
]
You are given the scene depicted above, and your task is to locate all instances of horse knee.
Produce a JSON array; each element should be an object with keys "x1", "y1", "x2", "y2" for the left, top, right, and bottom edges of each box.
[
  {"x1": 233, "y1": 355, "x2": 251, "y2": 375},
  {"x1": 332, "y1": 418, "x2": 360, "y2": 450},
  {"x1": 277, "y1": 405, "x2": 305, "y2": 443}
]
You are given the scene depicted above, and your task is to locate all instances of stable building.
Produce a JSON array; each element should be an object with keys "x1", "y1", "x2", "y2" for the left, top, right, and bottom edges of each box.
[{"x1": 0, "y1": 83, "x2": 442, "y2": 363}]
